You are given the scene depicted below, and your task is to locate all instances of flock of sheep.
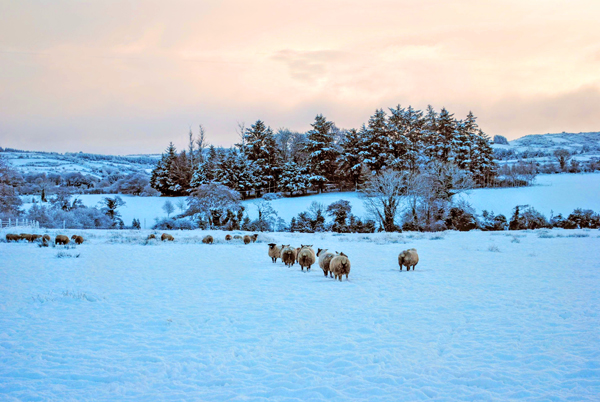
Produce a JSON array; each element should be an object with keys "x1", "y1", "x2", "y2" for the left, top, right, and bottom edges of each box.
[
  {"x1": 5, "y1": 233, "x2": 84, "y2": 245},
  {"x1": 268, "y1": 243, "x2": 420, "y2": 281},
  {"x1": 4, "y1": 231, "x2": 419, "y2": 278},
  {"x1": 148, "y1": 233, "x2": 259, "y2": 244}
]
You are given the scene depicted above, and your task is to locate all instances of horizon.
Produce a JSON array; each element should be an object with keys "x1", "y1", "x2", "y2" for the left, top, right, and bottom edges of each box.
[{"x1": 1, "y1": 0, "x2": 600, "y2": 154}]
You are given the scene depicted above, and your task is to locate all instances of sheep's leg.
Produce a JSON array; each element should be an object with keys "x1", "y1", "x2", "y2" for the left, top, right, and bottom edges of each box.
[
  {"x1": 346, "y1": 274, "x2": 349, "y2": 280},
  {"x1": 323, "y1": 270, "x2": 328, "y2": 277},
  {"x1": 330, "y1": 272, "x2": 333, "y2": 278},
  {"x1": 301, "y1": 266, "x2": 304, "y2": 271},
  {"x1": 399, "y1": 266, "x2": 402, "y2": 271},
  {"x1": 338, "y1": 275, "x2": 342, "y2": 282}
]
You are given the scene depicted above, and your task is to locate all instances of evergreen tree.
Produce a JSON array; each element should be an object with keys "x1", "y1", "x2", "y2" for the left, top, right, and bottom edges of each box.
[
  {"x1": 422, "y1": 105, "x2": 438, "y2": 162},
  {"x1": 471, "y1": 129, "x2": 497, "y2": 186},
  {"x1": 453, "y1": 111, "x2": 477, "y2": 171},
  {"x1": 150, "y1": 142, "x2": 178, "y2": 196},
  {"x1": 387, "y1": 105, "x2": 410, "y2": 170},
  {"x1": 403, "y1": 106, "x2": 425, "y2": 171},
  {"x1": 216, "y1": 149, "x2": 258, "y2": 199},
  {"x1": 430, "y1": 108, "x2": 456, "y2": 163},
  {"x1": 241, "y1": 120, "x2": 281, "y2": 195},
  {"x1": 359, "y1": 109, "x2": 391, "y2": 174},
  {"x1": 338, "y1": 128, "x2": 364, "y2": 190},
  {"x1": 279, "y1": 162, "x2": 311, "y2": 195},
  {"x1": 303, "y1": 115, "x2": 339, "y2": 192}
]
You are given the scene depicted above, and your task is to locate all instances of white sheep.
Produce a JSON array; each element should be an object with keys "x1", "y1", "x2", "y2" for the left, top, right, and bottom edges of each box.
[
  {"x1": 267, "y1": 243, "x2": 282, "y2": 263},
  {"x1": 317, "y1": 248, "x2": 336, "y2": 278},
  {"x1": 297, "y1": 244, "x2": 316, "y2": 271},
  {"x1": 398, "y1": 248, "x2": 419, "y2": 271},
  {"x1": 281, "y1": 245, "x2": 297, "y2": 267},
  {"x1": 330, "y1": 252, "x2": 351, "y2": 281}
]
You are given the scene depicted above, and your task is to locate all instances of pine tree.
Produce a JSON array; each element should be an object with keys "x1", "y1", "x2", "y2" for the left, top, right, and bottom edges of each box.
[
  {"x1": 403, "y1": 106, "x2": 425, "y2": 171},
  {"x1": 303, "y1": 115, "x2": 339, "y2": 192},
  {"x1": 422, "y1": 105, "x2": 438, "y2": 162},
  {"x1": 241, "y1": 120, "x2": 281, "y2": 195},
  {"x1": 431, "y1": 108, "x2": 456, "y2": 163},
  {"x1": 150, "y1": 142, "x2": 178, "y2": 196},
  {"x1": 471, "y1": 129, "x2": 497, "y2": 186},
  {"x1": 359, "y1": 109, "x2": 391, "y2": 174},
  {"x1": 279, "y1": 162, "x2": 311, "y2": 195},
  {"x1": 453, "y1": 111, "x2": 478, "y2": 170},
  {"x1": 387, "y1": 105, "x2": 410, "y2": 170},
  {"x1": 338, "y1": 128, "x2": 363, "y2": 190}
]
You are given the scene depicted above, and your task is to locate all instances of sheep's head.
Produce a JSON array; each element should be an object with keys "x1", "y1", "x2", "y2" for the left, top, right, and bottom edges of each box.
[{"x1": 268, "y1": 243, "x2": 277, "y2": 249}]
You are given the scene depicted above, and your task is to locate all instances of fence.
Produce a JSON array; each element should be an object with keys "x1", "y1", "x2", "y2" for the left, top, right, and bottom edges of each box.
[{"x1": 0, "y1": 218, "x2": 40, "y2": 229}]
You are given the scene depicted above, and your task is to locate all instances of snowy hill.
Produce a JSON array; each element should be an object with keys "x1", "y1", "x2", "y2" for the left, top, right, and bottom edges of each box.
[
  {"x1": 1, "y1": 149, "x2": 159, "y2": 179},
  {"x1": 492, "y1": 131, "x2": 600, "y2": 160}
]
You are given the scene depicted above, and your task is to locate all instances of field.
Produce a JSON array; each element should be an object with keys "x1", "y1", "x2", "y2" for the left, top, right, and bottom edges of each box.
[
  {"x1": 1, "y1": 228, "x2": 599, "y2": 400},
  {"x1": 30, "y1": 172, "x2": 600, "y2": 228}
]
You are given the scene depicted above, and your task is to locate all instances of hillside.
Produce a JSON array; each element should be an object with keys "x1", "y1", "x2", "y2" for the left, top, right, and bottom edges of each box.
[
  {"x1": 492, "y1": 131, "x2": 600, "y2": 161},
  {"x1": 0, "y1": 149, "x2": 159, "y2": 179}
]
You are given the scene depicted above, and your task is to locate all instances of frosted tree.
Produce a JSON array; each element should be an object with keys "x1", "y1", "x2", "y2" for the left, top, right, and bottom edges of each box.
[
  {"x1": 337, "y1": 128, "x2": 364, "y2": 190},
  {"x1": 162, "y1": 200, "x2": 175, "y2": 217},
  {"x1": 387, "y1": 105, "x2": 410, "y2": 170},
  {"x1": 453, "y1": 111, "x2": 478, "y2": 170},
  {"x1": 241, "y1": 120, "x2": 281, "y2": 195},
  {"x1": 359, "y1": 109, "x2": 391, "y2": 174},
  {"x1": 303, "y1": 114, "x2": 339, "y2": 192},
  {"x1": 150, "y1": 143, "x2": 178, "y2": 196},
  {"x1": 279, "y1": 162, "x2": 311, "y2": 195}
]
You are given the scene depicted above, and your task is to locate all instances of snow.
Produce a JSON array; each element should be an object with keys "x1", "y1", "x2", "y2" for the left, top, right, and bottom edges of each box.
[
  {"x1": 458, "y1": 173, "x2": 600, "y2": 217},
  {"x1": 1, "y1": 228, "x2": 599, "y2": 400}
]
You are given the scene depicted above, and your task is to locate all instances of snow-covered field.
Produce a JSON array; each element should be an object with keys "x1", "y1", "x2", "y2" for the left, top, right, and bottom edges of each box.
[
  {"x1": 457, "y1": 173, "x2": 600, "y2": 218},
  {"x1": 1, "y1": 228, "x2": 599, "y2": 400},
  {"x1": 48, "y1": 173, "x2": 600, "y2": 227}
]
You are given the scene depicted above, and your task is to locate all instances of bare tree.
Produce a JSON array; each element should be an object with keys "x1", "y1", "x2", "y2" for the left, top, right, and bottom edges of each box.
[
  {"x1": 176, "y1": 198, "x2": 187, "y2": 213},
  {"x1": 162, "y1": 200, "x2": 175, "y2": 218},
  {"x1": 361, "y1": 170, "x2": 404, "y2": 231},
  {"x1": 235, "y1": 121, "x2": 246, "y2": 149},
  {"x1": 195, "y1": 124, "x2": 207, "y2": 164},
  {"x1": 553, "y1": 149, "x2": 571, "y2": 172}
]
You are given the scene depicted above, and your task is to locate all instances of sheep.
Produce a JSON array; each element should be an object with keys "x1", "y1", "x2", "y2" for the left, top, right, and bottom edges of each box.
[
  {"x1": 20, "y1": 234, "x2": 34, "y2": 242},
  {"x1": 72, "y1": 235, "x2": 84, "y2": 245},
  {"x1": 233, "y1": 235, "x2": 243, "y2": 240},
  {"x1": 225, "y1": 234, "x2": 232, "y2": 241},
  {"x1": 330, "y1": 253, "x2": 351, "y2": 281},
  {"x1": 161, "y1": 233, "x2": 174, "y2": 241},
  {"x1": 251, "y1": 233, "x2": 259, "y2": 243},
  {"x1": 317, "y1": 248, "x2": 336, "y2": 278},
  {"x1": 297, "y1": 244, "x2": 316, "y2": 271},
  {"x1": 295, "y1": 247, "x2": 301, "y2": 262},
  {"x1": 202, "y1": 235, "x2": 214, "y2": 244},
  {"x1": 281, "y1": 245, "x2": 297, "y2": 267},
  {"x1": 243, "y1": 235, "x2": 251, "y2": 245},
  {"x1": 42, "y1": 234, "x2": 51, "y2": 242},
  {"x1": 147, "y1": 234, "x2": 156, "y2": 240},
  {"x1": 5, "y1": 234, "x2": 22, "y2": 242},
  {"x1": 267, "y1": 243, "x2": 282, "y2": 263},
  {"x1": 55, "y1": 235, "x2": 70, "y2": 245},
  {"x1": 398, "y1": 248, "x2": 419, "y2": 271}
]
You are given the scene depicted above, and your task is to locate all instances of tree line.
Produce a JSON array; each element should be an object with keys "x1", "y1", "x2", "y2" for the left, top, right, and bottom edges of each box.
[{"x1": 150, "y1": 105, "x2": 497, "y2": 198}]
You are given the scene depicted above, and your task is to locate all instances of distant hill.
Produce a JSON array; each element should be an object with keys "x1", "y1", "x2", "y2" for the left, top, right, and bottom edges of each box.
[
  {"x1": 493, "y1": 131, "x2": 600, "y2": 155},
  {"x1": 0, "y1": 149, "x2": 160, "y2": 179}
]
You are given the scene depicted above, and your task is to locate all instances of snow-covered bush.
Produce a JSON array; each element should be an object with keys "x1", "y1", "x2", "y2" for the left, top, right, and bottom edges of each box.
[
  {"x1": 480, "y1": 210, "x2": 508, "y2": 231},
  {"x1": 152, "y1": 217, "x2": 196, "y2": 230},
  {"x1": 509, "y1": 205, "x2": 549, "y2": 230}
]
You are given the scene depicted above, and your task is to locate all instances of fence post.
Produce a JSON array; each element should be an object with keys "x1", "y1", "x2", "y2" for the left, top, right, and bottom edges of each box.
[
  {"x1": 63, "y1": 220, "x2": 66, "y2": 230},
  {"x1": 0, "y1": 219, "x2": 2, "y2": 228},
  {"x1": 8, "y1": 218, "x2": 11, "y2": 227}
]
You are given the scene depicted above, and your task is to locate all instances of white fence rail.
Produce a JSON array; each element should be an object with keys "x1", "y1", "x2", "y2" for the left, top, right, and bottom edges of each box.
[{"x1": 0, "y1": 218, "x2": 40, "y2": 229}]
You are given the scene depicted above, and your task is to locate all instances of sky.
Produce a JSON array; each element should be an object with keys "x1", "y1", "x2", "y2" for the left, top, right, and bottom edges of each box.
[{"x1": 1, "y1": 0, "x2": 599, "y2": 154}]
